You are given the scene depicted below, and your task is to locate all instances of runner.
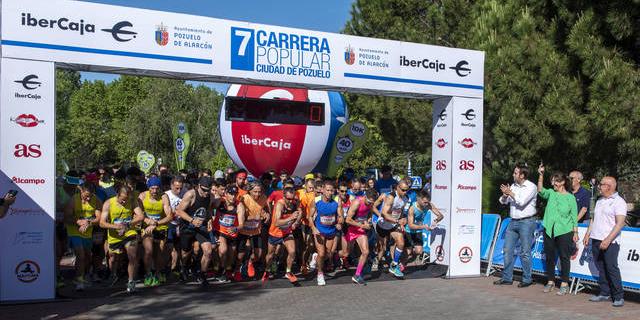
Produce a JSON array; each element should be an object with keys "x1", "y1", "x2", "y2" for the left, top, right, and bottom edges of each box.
[
  {"x1": 139, "y1": 176, "x2": 173, "y2": 286},
  {"x1": 378, "y1": 181, "x2": 411, "y2": 278},
  {"x1": 265, "y1": 178, "x2": 295, "y2": 272},
  {"x1": 64, "y1": 183, "x2": 102, "y2": 291},
  {"x1": 405, "y1": 190, "x2": 443, "y2": 265},
  {"x1": 296, "y1": 178, "x2": 316, "y2": 275},
  {"x1": 163, "y1": 175, "x2": 185, "y2": 279},
  {"x1": 311, "y1": 181, "x2": 343, "y2": 286},
  {"x1": 213, "y1": 185, "x2": 240, "y2": 283},
  {"x1": 236, "y1": 181, "x2": 269, "y2": 281},
  {"x1": 263, "y1": 187, "x2": 302, "y2": 283},
  {"x1": 176, "y1": 176, "x2": 217, "y2": 286},
  {"x1": 371, "y1": 188, "x2": 392, "y2": 272},
  {"x1": 234, "y1": 169, "x2": 249, "y2": 203},
  {"x1": 345, "y1": 189, "x2": 378, "y2": 285},
  {"x1": 335, "y1": 181, "x2": 354, "y2": 271},
  {"x1": 99, "y1": 185, "x2": 144, "y2": 293}
]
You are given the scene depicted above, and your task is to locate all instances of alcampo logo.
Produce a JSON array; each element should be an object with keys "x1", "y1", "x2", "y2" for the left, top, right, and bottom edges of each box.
[
  {"x1": 12, "y1": 176, "x2": 46, "y2": 185},
  {"x1": 14, "y1": 74, "x2": 41, "y2": 90},
  {"x1": 21, "y1": 13, "x2": 95, "y2": 35},
  {"x1": 457, "y1": 184, "x2": 477, "y2": 191},
  {"x1": 101, "y1": 21, "x2": 137, "y2": 42},
  {"x1": 241, "y1": 135, "x2": 292, "y2": 151}
]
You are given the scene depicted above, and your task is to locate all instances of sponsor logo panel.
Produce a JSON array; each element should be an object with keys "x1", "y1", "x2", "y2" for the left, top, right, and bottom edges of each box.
[
  {"x1": 15, "y1": 260, "x2": 41, "y2": 283},
  {"x1": 458, "y1": 246, "x2": 473, "y2": 263}
]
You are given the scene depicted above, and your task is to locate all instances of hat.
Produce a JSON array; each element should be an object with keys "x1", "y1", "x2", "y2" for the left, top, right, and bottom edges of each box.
[
  {"x1": 198, "y1": 176, "x2": 213, "y2": 190},
  {"x1": 304, "y1": 173, "x2": 315, "y2": 180},
  {"x1": 147, "y1": 176, "x2": 161, "y2": 188},
  {"x1": 214, "y1": 170, "x2": 225, "y2": 180}
]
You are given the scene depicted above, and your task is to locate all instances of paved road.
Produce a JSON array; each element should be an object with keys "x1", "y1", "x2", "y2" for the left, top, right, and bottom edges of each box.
[{"x1": 1, "y1": 269, "x2": 638, "y2": 320}]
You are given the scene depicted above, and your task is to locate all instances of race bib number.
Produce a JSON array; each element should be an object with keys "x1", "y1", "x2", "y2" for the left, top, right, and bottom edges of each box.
[
  {"x1": 391, "y1": 209, "x2": 402, "y2": 220},
  {"x1": 245, "y1": 219, "x2": 260, "y2": 229},
  {"x1": 320, "y1": 215, "x2": 336, "y2": 226},
  {"x1": 219, "y1": 215, "x2": 236, "y2": 227},
  {"x1": 147, "y1": 214, "x2": 161, "y2": 221}
]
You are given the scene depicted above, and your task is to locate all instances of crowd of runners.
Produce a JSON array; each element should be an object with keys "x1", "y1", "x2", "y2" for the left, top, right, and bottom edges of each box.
[{"x1": 56, "y1": 164, "x2": 441, "y2": 293}]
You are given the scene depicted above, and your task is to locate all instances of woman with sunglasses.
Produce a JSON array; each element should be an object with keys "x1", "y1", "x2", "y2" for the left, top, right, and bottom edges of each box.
[{"x1": 345, "y1": 188, "x2": 378, "y2": 285}]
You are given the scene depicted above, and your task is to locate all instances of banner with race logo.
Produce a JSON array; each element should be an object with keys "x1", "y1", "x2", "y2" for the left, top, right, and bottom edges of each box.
[
  {"x1": 136, "y1": 150, "x2": 156, "y2": 175},
  {"x1": 0, "y1": 58, "x2": 55, "y2": 302},
  {"x1": 571, "y1": 225, "x2": 640, "y2": 290},
  {"x1": 326, "y1": 120, "x2": 368, "y2": 177},
  {"x1": 0, "y1": 0, "x2": 484, "y2": 100},
  {"x1": 172, "y1": 122, "x2": 190, "y2": 171}
]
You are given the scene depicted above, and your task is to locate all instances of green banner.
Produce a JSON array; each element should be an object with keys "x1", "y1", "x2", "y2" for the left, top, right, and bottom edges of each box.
[
  {"x1": 172, "y1": 122, "x2": 191, "y2": 171},
  {"x1": 326, "y1": 120, "x2": 369, "y2": 177},
  {"x1": 137, "y1": 150, "x2": 156, "y2": 175}
]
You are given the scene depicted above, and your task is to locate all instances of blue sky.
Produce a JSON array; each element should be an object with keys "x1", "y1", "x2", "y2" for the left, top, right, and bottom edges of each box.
[{"x1": 79, "y1": 0, "x2": 354, "y2": 93}]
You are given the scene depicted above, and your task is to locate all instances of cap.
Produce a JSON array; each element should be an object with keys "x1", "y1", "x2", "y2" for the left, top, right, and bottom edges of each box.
[
  {"x1": 304, "y1": 173, "x2": 315, "y2": 180},
  {"x1": 214, "y1": 170, "x2": 225, "y2": 180},
  {"x1": 147, "y1": 176, "x2": 161, "y2": 188},
  {"x1": 198, "y1": 176, "x2": 213, "y2": 190}
]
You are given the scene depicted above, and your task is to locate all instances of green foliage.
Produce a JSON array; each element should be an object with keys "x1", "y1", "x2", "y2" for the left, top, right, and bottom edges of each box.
[{"x1": 56, "y1": 74, "x2": 228, "y2": 171}]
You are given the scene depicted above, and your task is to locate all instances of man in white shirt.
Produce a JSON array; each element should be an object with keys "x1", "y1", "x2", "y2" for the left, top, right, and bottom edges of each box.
[
  {"x1": 583, "y1": 176, "x2": 626, "y2": 307},
  {"x1": 494, "y1": 163, "x2": 538, "y2": 287}
]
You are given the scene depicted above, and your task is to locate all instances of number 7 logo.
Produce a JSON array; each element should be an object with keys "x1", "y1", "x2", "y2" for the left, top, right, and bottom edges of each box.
[{"x1": 231, "y1": 27, "x2": 255, "y2": 71}]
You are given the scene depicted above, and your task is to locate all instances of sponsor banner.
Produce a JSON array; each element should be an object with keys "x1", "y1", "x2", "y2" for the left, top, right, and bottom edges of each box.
[
  {"x1": 136, "y1": 150, "x2": 155, "y2": 175},
  {"x1": 172, "y1": 122, "x2": 190, "y2": 171},
  {"x1": 449, "y1": 97, "x2": 483, "y2": 276},
  {"x1": 0, "y1": 58, "x2": 55, "y2": 301},
  {"x1": 326, "y1": 120, "x2": 368, "y2": 176},
  {"x1": 1, "y1": 0, "x2": 484, "y2": 99},
  {"x1": 491, "y1": 219, "x2": 550, "y2": 274},
  {"x1": 430, "y1": 98, "x2": 453, "y2": 266},
  {"x1": 571, "y1": 225, "x2": 640, "y2": 289}
]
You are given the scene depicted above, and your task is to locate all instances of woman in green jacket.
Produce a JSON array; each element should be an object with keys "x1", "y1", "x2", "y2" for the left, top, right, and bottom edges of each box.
[{"x1": 537, "y1": 164, "x2": 578, "y2": 295}]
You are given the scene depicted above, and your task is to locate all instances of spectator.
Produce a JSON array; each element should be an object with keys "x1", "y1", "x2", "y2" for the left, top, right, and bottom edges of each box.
[
  {"x1": 569, "y1": 170, "x2": 591, "y2": 223},
  {"x1": 583, "y1": 176, "x2": 626, "y2": 307},
  {"x1": 0, "y1": 190, "x2": 17, "y2": 219},
  {"x1": 494, "y1": 163, "x2": 537, "y2": 287},
  {"x1": 537, "y1": 165, "x2": 578, "y2": 295}
]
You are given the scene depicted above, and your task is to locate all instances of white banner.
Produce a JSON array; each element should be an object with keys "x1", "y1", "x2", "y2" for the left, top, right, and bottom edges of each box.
[
  {"x1": 1, "y1": 0, "x2": 484, "y2": 99},
  {"x1": 0, "y1": 58, "x2": 55, "y2": 301},
  {"x1": 430, "y1": 98, "x2": 453, "y2": 266},
  {"x1": 571, "y1": 226, "x2": 640, "y2": 290}
]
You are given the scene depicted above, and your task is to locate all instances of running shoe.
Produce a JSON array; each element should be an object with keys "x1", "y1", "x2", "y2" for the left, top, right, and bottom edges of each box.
[
  {"x1": 247, "y1": 260, "x2": 256, "y2": 278},
  {"x1": 261, "y1": 272, "x2": 269, "y2": 284},
  {"x1": 196, "y1": 272, "x2": 209, "y2": 286},
  {"x1": 158, "y1": 273, "x2": 167, "y2": 284},
  {"x1": 351, "y1": 275, "x2": 366, "y2": 285},
  {"x1": 285, "y1": 272, "x2": 298, "y2": 283},
  {"x1": 310, "y1": 253, "x2": 318, "y2": 271},
  {"x1": 150, "y1": 276, "x2": 160, "y2": 287},
  {"x1": 144, "y1": 273, "x2": 153, "y2": 287},
  {"x1": 74, "y1": 277, "x2": 86, "y2": 291},
  {"x1": 389, "y1": 265, "x2": 404, "y2": 278},
  {"x1": 126, "y1": 280, "x2": 136, "y2": 293},
  {"x1": 217, "y1": 274, "x2": 230, "y2": 284},
  {"x1": 371, "y1": 258, "x2": 379, "y2": 272},
  {"x1": 300, "y1": 265, "x2": 310, "y2": 275},
  {"x1": 317, "y1": 273, "x2": 326, "y2": 286}
]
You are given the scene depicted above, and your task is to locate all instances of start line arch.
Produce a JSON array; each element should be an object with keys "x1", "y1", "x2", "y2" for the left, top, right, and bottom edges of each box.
[{"x1": 0, "y1": 0, "x2": 484, "y2": 302}]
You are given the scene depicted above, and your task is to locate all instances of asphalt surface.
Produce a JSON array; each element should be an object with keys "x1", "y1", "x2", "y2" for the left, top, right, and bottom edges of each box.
[{"x1": 1, "y1": 265, "x2": 638, "y2": 320}]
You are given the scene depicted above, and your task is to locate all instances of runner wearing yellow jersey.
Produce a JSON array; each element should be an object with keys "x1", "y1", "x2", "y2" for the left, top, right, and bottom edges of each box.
[
  {"x1": 139, "y1": 177, "x2": 173, "y2": 286},
  {"x1": 64, "y1": 183, "x2": 102, "y2": 291},
  {"x1": 100, "y1": 186, "x2": 144, "y2": 293}
]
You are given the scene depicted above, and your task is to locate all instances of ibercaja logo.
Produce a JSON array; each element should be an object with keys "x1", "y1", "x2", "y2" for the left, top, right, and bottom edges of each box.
[{"x1": 219, "y1": 85, "x2": 346, "y2": 177}]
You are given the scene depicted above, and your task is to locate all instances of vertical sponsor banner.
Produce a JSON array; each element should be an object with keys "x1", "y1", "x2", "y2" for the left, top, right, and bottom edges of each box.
[
  {"x1": 430, "y1": 98, "x2": 453, "y2": 266},
  {"x1": 326, "y1": 120, "x2": 368, "y2": 177},
  {"x1": 172, "y1": 122, "x2": 190, "y2": 171},
  {"x1": 449, "y1": 97, "x2": 483, "y2": 277},
  {"x1": 0, "y1": 58, "x2": 55, "y2": 301}
]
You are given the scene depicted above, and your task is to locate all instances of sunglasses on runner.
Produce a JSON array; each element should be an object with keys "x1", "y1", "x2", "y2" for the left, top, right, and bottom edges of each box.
[{"x1": 338, "y1": 189, "x2": 347, "y2": 193}]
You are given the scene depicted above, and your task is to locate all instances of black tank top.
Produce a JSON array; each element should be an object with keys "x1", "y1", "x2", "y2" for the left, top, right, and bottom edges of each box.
[{"x1": 186, "y1": 190, "x2": 211, "y2": 222}]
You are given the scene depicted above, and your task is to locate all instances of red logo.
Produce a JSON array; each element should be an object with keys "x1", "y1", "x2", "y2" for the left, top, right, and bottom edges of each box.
[
  {"x1": 434, "y1": 184, "x2": 448, "y2": 190},
  {"x1": 231, "y1": 86, "x2": 307, "y2": 176},
  {"x1": 15, "y1": 260, "x2": 40, "y2": 283},
  {"x1": 458, "y1": 160, "x2": 475, "y2": 170},
  {"x1": 11, "y1": 114, "x2": 44, "y2": 127},
  {"x1": 459, "y1": 246, "x2": 473, "y2": 263},
  {"x1": 12, "y1": 177, "x2": 46, "y2": 185},
  {"x1": 436, "y1": 138, "x2": 447, "y2": 149},
  {"x1": 457, "y1": 184, "x2": 477, "y2": 191},
  {"x1": 435, "y1": 160, "x2": 447, "y2": 171},
  {"x1": 459, "y1": 138, "x2": 476, "y2": 149},
  {"x1": 14, "y1": 144, "x2": 41, "y2": 158}
]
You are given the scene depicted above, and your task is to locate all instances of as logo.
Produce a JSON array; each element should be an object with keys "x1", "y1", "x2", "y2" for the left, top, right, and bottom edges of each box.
[
  {"x1": 14, "y1": 144, "x2": 42, "y2": 158},
  {"x1": 435, "y1": 160, "x2": 447, "y2": 171},
  {"x1": 450, "y1": 60, "x2": 471, "y2": 77},
  {"x1": 14, "y1": 75, "x2": 41, "y2": 90},
  {"x1": 458, "y1": 160, "x2": 475, "y2": 170},
  {"x1": 101, "y1": 21, "x2": 137, "y2": 42}
]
